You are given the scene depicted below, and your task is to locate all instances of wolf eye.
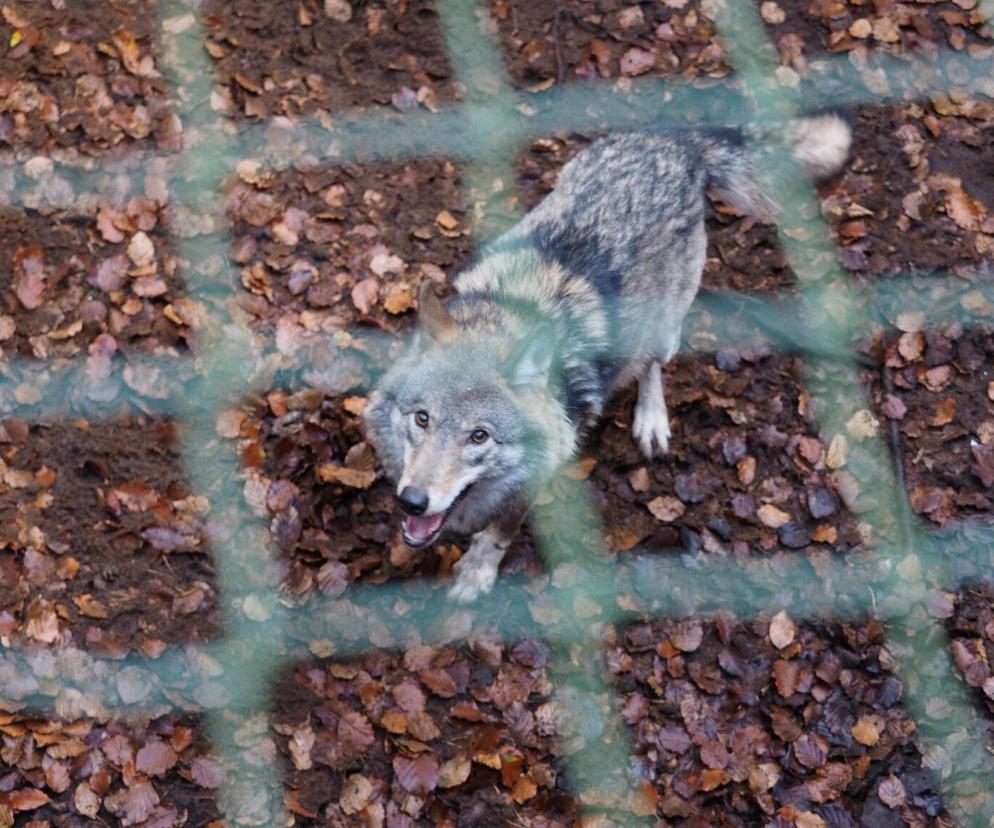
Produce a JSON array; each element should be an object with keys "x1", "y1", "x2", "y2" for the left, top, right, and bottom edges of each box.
[
  {"x1": 470, "y1": 429, "x2": 489, "y2": 445},
  {"x1": 414, "y1": 410, "x2": 429, "y2": 428}
]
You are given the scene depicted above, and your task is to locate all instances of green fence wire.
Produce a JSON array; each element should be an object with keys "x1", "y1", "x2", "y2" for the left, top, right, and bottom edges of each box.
[{"x1": 1, "y1": 0, "x2": 994, "y2": 824}]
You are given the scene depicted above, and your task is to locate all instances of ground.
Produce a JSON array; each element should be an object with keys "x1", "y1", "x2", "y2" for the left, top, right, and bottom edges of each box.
[{"x1": 0, "y1": 0, "x2": 993, "y2": 826}]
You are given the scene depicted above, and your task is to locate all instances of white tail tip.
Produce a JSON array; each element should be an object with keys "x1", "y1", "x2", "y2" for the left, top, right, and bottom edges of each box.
[{"x1": 791, "y1": 113, "x2": 853, "y2": 179}]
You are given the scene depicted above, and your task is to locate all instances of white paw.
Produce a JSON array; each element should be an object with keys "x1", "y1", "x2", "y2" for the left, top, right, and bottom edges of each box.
[
  {"x1": 447, "y1": 560, "x2": 499, "y2": 603},
  {"x1": 633, "y1": 400, "x2": 671, "y2": 458}
]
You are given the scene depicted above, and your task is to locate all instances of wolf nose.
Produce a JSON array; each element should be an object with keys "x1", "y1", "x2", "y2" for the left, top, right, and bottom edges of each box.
[{"x1": 398, "y1": 486, "x2": 429, "y2": 516}]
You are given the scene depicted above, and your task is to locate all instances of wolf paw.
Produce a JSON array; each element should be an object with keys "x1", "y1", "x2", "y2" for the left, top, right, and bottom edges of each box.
[
  {"x1": 632, "y1": 399, "x2": 671, "y2": 458},
  {"x1": 447, "y1": 561, "x2": 499, "y2": 604}
]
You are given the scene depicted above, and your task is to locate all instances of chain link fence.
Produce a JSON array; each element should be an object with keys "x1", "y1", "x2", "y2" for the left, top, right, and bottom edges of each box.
[{"x1": 2, "y1": 0, "x2": 994, "y2": 824}]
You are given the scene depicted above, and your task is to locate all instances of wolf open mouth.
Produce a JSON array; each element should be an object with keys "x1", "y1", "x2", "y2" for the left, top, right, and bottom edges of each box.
[{"x1": 401, "y1": 486, "x2": 471, "y2": 548}]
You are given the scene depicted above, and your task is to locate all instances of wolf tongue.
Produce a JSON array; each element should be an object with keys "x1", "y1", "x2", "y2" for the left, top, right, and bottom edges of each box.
[{"x1": 404, "y1": 513, "x2": 443, "y2": 543}]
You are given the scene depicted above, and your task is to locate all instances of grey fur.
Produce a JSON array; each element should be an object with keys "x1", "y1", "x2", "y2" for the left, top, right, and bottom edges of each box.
[{"x1": 363, "y1": 114, "x2": 852, "y2": 601}]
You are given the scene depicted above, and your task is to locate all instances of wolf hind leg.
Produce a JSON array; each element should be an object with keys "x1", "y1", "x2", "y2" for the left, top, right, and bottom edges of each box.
[
  {"x1": 633, "y1": 360, "x2": 671, "y2": 458},
  {"x1": 448, "y1": 524, "x2": 515, "y2": 603}
]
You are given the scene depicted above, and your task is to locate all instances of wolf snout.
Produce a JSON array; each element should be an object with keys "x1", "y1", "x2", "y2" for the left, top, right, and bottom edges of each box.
[{"x1": 397, "y1": 486, "x2": 430, "y2": 516}]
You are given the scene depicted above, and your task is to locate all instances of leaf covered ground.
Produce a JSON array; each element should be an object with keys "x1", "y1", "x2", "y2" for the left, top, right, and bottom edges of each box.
[{"x1": 0, "y1": 0, "x2": 993, "y2": 825}]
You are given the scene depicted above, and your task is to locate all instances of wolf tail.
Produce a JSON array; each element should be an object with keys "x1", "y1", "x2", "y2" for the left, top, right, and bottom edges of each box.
[{"x1": 697, "y1": 112, "x2": 852, "y2": 218}]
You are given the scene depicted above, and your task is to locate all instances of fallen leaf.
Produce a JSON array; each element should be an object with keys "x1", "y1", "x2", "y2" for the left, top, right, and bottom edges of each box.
[
  {"x1": 73, "y1": 594, "x2": 109, "y2": 619},
  {"x1": 946, "y1": 187, "x2": 985, "y2": 230},
  {"x1": 315, "y1": 463, "x2": 376, "y2": 488},
  {"x1": 670, "y1": 621, "x2": 703, "y2": 653},
  {"x1": 757, "y1": 504, "x2": 791, "y2": 528},
  {"x1": 849, "y1": 18, "x2": 872, "y2": 37},
  {"x1": 647, "y1": 495, "x2": 685, "y2": 523},
  {"x1": 439, "y1": 755, "x2": 472, "y2": 788},
  {"x1": 851, "y1": 716, "x2": 880, "y2": 746},
  {"x1": 74, "y1": 781, "x2": 101, "y2": 818},
  {"x1": 846, "y1": 409, "x2": 880, "y2": 440},
  {"x1": 700, "y1": 768, "x2": 730, "y2": 791},
  {"x1": 628, "y1": 467, "x2": 650, "y2": 492},
  {"x1": 929, "y1": 397, "x2": 956, "y2": 427},
  {"x1": 760, "y1": 1, "x2": 785, "y2": 23},
  {"x1": 897, "y1": 331, "x2": 924, "y2": 362},
  {"x1": 393, "y1": 754, "x2": 439, "y2": 796},
  {"x1": 620, "y1": 46, "x2": 656, "y2": 76},
  {"x1": 339, "y1": 774, "x2": 372, "y2": 814},
  {"x1": 769, "y1": 610, "x2": 796, "y2": 649},
  {"x1": 127, "y1": 231, "x2": 156, "y2": 267},
  {"x1": 135, "y1": 740, "x2": 178, "y2": 776},
  {"x1": 878, "y1": 775, "x2": 906, "y2": 808},
  {"x1": 10, "y1": 788, "x2": 50, "y2": 811},
  {"x1": 881, "y1": 394, "x2": 907, "y2": 420},
  {"x1": 796, "y1": 813, "x2": 827, "y2": 828},
  {"x1": 383, "y1": 282, "x2": 415, "y2": 314},
  {"x1": 510, "y1": 774, "x2": 538, "y2": 803},
  {"x1": 14, "y1": 245, "x2": 46, "y2": 310},
  {"x1": 351, "y1": 278, "x2": 380, "y2": 314},
  {"x1": 826, "y1": 434, "x2": 848, "y2": 469},
  {"x1": 748, "y1": 763, "x2": 780, "y2": 793}
]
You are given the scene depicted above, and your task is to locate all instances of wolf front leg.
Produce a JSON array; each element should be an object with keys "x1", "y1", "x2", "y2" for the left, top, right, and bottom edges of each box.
[
  {"x1": 632, "y1": 360, "x2": 671, "y2": 458},
  {"x1": 447, "y1": 516, "x2": 522, "y2": 603}
]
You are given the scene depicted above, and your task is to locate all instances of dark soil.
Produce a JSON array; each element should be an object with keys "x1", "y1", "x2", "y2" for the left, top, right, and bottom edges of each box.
[
  {"x1": 272, "y1": 644, "x2": 577, "y2": 825},
  {"x1": 203, "y1": 0, "x2": 460, "y2": 120},
  {"x1": 826, "y1": 104, "x2": 994, "y2": 278},
  {"x1": 0, "y1": 0, "x2": 173, "y2": 155},
  {"x1": 227, "y1": 157, "x2": 474, "y2": 337},
  {"x1": 616, "y1": 615, "x2": 945, "y2": 827},
  {"x1": 488, "y1": 0, "x2": 728, "y2": 89},
  {"x1": 762, "y1": 0, "x2": 993, "y2": 62},
  {"x1": 948, "y1": 584, "x2": 994, "y2": 718},
  {"x1": 0, "y1": 206, "x2": 187, "y2": 362},
  {"x1": 0, "y1": 417, "x2": 220, "y2": 654},
  {"x1": 869, "y1": 325, "x2": 994, "y2": 526},
  {"x1": 0, "y1": 714, "x2": 222, "y2": 826}
]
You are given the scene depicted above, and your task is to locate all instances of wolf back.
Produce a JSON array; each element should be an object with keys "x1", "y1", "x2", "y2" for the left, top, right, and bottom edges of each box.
[{"x1": 362, "y1": 113, "x2": 852, "y2": 601}]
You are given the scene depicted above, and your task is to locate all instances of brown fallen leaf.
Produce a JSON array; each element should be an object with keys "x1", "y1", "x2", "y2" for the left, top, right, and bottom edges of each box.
[
  {"x1": 737, "y1": 455, "x2": 757, "y2": 484},
  {"x1": 127, "y1": 231, "x2": 156, "y2": 267},
  {"x1": 393, "y1": 754, "x2": 439, "y2": 796},
  {"x1": 510, "y1": 774, "x2": 538, "y2": 803},
  {"x1": 340, "y1": 774, "x2": 373, "y2": 814},
  {"x1": 383, "y1": 282, "x2": 415, "y2": 314},
  {"x1": 647, "y1": 495, "x2": 685, "y2": 523},
  {"x1": 851, "y1": 716, "x2": 880, "y2": 746},
  {"x1": 757, "y1": 503, "x2": 791, "y2": 528},
  {"x1": 438, "y1": 755, "x2": 471, "y2": 788},
  {"x1": 628, "y1": 467, "x2": 650, "y2": 492},
  {"x1": 74, "y1": 781, "x2": 101, "y2": 819},
  {"x1": 10, "y1": 788, "x2": 51, "y2": 812},
  {"x1": 772, "y1": 658, "x2": 801, "y2": 697},
  {"x1": 135, "y1": 740, "x2": 178, "y2": 776},
  {"x1": 14, "y1": 245, "x2": 46, "y2": 310},
  {"x1": 946, "y1": 186, "x2": 985, "y2": 231},
  {"x1": 878, "y1": 775, "x2": 906, "y2": 808},
  {"x1": 670, "y1": 621, "x2": 703, "y2": 653},
  {"x1": 73, "y1": 594, "x2": 109, "y2": 619},
  {"x1": 700, "y1": 768, "x2": 730, "y2": 791},
  {"x1": 315, "y1": 463, "x2": 376, "y2": 489},
  {"x1": 620, "y1": 46, "x2": 656, "y2": 76},
  {"x1": 351, "y1": 278, "x2": 380, "y2": 314},
  {"x1": 929, "y1": 397, "x2": 956, "y2": 427},
  {"x1": 769, "y1": 610, "x2": 796, "y2": 649}
]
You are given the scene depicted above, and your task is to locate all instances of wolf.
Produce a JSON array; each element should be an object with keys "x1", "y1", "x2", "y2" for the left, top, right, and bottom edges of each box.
[{"x1": 363, "y1": 114, "x2": 852, "y2": 602}]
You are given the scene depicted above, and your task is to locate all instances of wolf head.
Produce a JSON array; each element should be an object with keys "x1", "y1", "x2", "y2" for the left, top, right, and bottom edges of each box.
[{"x1": 363, "y1": 283, "x2": 576, "y2": 548}]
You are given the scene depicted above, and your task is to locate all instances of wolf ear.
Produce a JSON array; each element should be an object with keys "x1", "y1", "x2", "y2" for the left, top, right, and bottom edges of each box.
[
  {"x1": 505, "y1": 324, "x2": 556, "y2": 389},
  {"x1": 417, "y1": 282, "x2": 457, "y2": 343}
]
